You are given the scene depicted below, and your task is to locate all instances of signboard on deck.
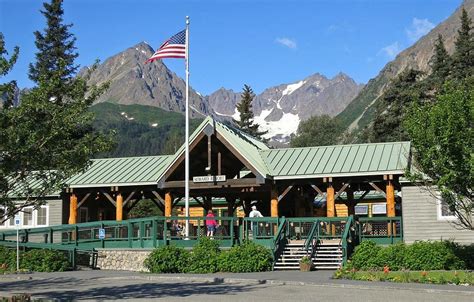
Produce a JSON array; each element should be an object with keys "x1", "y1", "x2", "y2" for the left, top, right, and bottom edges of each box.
[
  {"x1": 98, "y1": 228, "x2": 106, "y2": 240},
  {"x1": 192, "y1": 175, "x2": 226, "y2": 183},
  {"x1": 14, "y1": 215, "x2": 21, "y2": 227}
]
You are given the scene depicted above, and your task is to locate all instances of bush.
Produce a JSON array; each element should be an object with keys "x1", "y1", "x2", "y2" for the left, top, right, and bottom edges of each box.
[
  {"x1": 144, "y1": 245, "x2": 190, "y2": 273},
  {"x1": 218, "y1": 241, "x2": 272, "y2": 273},
  {"x1": 347, "y1": 240, "x2": 465, "y2": 271},
  {"x1": 21, "y1": 249, "x2": 70, "y2": 272},
  {"x1": 188, "y1": 238, "x2": 220, "y2": 273},
  {"x1": 349, "y1": 241, "x2": 382, "y2": 270},
  {"x1": 0, "y1": 247, "x2": 69, "y2": 272}
]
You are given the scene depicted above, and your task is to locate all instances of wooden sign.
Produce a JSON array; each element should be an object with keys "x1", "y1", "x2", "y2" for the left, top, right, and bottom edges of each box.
[{"x1": 193, "y1": 175, "x2": 226, "y2": 183}]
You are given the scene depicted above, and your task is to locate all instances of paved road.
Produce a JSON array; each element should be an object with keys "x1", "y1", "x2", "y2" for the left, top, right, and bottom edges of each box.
[{"x1": 1, "y1": 270, "x2": 473, "y2": 301}]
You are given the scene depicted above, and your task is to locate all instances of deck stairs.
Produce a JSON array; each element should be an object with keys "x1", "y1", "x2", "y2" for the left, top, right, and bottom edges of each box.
[{"x1": 273, "y1": 239, "x2": 343, "y2": 271}]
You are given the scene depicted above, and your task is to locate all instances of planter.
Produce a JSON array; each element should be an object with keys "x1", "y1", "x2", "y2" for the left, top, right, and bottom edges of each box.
[{"x1": 299, "y1": 261, "x2": 312, "y2": 272}]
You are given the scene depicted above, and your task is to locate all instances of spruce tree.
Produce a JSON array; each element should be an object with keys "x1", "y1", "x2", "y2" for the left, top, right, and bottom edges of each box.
[
  {"x1": 233, "y1": 84, "x2": 267, "y2": 140},
  {"x1": 29, "y1": 0, "x2": 78, "y2": 102},
  {"x1": 452, "y1": 7, "x2": 474, "y2": 80},
  {"x1": 429, "y1": 34, "x2": 451, "y2": 87},
  {"x1": 0, "y1": 0, "x2": 112, "y2": 222}
]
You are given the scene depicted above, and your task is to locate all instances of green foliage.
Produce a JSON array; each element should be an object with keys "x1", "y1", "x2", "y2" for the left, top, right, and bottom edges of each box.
[
  {"x1": 429, "y1": 34, "x2": 451, "y2": 87},
  {"x1": 291, "y1": 114, "x2": 344, "y2": 147},
  {"x1": 0, "y1": 247, "x2": 70, "y2": 272},
  {"x1": 347, "y1": 240, "x2": 466, "y2": 271},
  {"x1": 233, "y1": 85, "x2": 268, "y2": 140},
  {"x1": 299, "y1": 255, "x2": 312, "y2": 264},
  {"x1": 20, "y1": 249, "x2": 70, "y2": 272},
  {"x1": 368, "y1": 69, "x2": 425, "y2": 143},
  {"x1": 188, "y1": 238, "x2": 221, "y2": 273},
  {"x1": 144, "y1": 245, "x2": 190, "y2": 273},
  {"x1": 452, "y1": 8, "x2": 474, "y2": 80},
  {"x1": 217, "y1": 241, "x2": 272, "y2": 273},
  {"x1": 334, "y1": 269, "x2": 474, "y2": 285},
  {"x1": 91, "y1": 102, "x2": 202, "y2": 157},
  {"x1": 1, "y1": 0, "x2": 113, "y2": 221},
  {"x1": 347, "y1": 241, "x2": 382, "y2": 270},
  {"x1": 128, "y1": 199, "x2": 163, "y2": 219},
  {"x1": 404, "y1": 81, "x2": 473, "y2": 229}
]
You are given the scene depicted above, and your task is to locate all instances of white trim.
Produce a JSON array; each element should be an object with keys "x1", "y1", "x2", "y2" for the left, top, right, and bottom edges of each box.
[
  {"x1": 0, "y1": 205, "x2": 50, "y2": 229},
  {"x1": 272, "y1": 170, "x2": 405, "y2": 180},
  {"x1": 436, "y1": 198, "x2": 457, "y2": 221}
]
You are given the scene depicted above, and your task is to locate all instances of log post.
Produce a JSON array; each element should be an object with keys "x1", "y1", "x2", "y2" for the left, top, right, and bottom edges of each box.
[
  {"x1": 347, "y1": 189, "x2": 355, "y2": 216},
  {"x1": 271, "y1": 188, "x2": 278, "y2": 218},
  {"x1": 327, "y1": 183, "x2": 335, "y2": 235},
  {"x1": 116, "y1": 193, "x2": 123, "y2": 221},
  {"x1": 386, "y1": 181, "x2": 396, "y2": 236},
  {"x1": 165, "y1": 192, "x2": 172, "y2": 217},
  {"x1": 68, "y1": 194, "x2": 77, "y2": 225}
]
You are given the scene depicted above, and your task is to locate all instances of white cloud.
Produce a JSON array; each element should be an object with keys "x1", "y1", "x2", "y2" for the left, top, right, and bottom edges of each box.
[
  {"x1": 275, "y1": 37, "x2": 297, "y2": 49},
  {"x1": 406, "y1": 18, "x2": 435, "y2": 42},
  {"x1": 379, "y1": 42, "x2": 401, "y2": 59}
]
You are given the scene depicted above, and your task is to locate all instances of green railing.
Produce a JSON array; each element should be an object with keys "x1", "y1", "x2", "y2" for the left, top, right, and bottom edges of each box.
[
  {"x1": 241, "y1": 217, "x2": 280, "y2": 248},
  {"x1": 271, "y1": 217, "x2": 288, "y2": 266},
  {"x1": 0, "y1": 216, "x2": 238, "y2": 251},
  {"x1": 303, "y1": 219, "x2": 320, "y2": 256},
  {"x1": 357, "y1": 216, "x2": 403, "y2": 245},
  {"x1": 341, "y1": 215, "x2": 356, "y2": 263}
]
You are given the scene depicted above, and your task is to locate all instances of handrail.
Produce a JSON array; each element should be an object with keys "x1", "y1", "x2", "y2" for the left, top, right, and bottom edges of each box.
[
  {"x1": 272, "y1": 217, "x2": 287, "y2": 264},
  {"x1": 304, "y1": 219, "x2": 319, "y2": 252},
  {"x1": 340, "y1": 215, "x2": 354, "y2": 264}
]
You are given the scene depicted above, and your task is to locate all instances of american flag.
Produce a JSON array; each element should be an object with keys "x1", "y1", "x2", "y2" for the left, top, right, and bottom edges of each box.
[{"x1": 146, "y1": 30, "x2": 186, "y2": 63}]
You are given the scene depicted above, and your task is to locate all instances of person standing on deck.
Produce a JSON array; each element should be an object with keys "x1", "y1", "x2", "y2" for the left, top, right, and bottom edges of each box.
[
  {"x1": 249, "y1": 205, "x2": 263, "y2": 235},
  {"x1": 206, "y1": 210, "x2": 217, "y2": 237}
]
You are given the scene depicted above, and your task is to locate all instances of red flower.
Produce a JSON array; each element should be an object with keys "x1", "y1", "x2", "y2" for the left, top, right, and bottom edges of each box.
[{"x1": 383, "y1": 266, "x2": 390, "y2": 274}]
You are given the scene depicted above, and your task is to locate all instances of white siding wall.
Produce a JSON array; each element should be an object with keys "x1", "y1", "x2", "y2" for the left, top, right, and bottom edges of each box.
[
  {"x1": 48, "y1": 199, "x2": 63, "y2": 226},
  {"x1": 402, "y1": 186, "x2": 473, "y2": 244}
]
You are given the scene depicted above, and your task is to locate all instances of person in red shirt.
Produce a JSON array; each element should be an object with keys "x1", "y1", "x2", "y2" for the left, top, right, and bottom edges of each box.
[{"x1": 206, "y1": 209, "x2": 217, "y2": 237}]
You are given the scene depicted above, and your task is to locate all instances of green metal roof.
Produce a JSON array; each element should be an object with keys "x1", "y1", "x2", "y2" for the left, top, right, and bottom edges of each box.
[
  {"x1": 260, "y1": 141, "x2": 411, "y2": 179},
  {"x1": 215, "y1": 121, "x2": 270, "y2": 178},
  {"x1": 8, "y1": 172, "x2": 61, "y2": 198},
  {"x1": 67, "y1": 155, "x2": 172, "y2": 188},
  {"x1": 157, "y1": 117, "x2": 270, "y2": 182}
]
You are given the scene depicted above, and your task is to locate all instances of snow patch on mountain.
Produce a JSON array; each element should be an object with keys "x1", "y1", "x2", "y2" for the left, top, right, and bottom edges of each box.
[
  {"x1": 254, "y1": 109, "x2": 300, "y2": 140},
  {"x1": 282, "y1": 80, "x2": 306, "y2": 96}
]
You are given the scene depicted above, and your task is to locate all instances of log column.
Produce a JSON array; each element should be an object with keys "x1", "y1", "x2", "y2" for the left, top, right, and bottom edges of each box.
[
  {"x1": 165, "y1": 192, "x2": 172, "y2": 217},
  {"x1": 386, "y1": 180, "x2": 396, "y2": 236},
  {"x1": 116, "y1": 193, "x2": 123, "y2": 221},
  {"x1": 270, "y1": 188, "x2": 278, "y2": 218},
  {"x1": 68, "y1": 194, "x2": 77, "y2": 225},
  {"x1": 347, "y1": 189, "x2": 355, "y2": 216},
  {"x1": 326, "y1": 183, "x2": 335, "y2": 235}
]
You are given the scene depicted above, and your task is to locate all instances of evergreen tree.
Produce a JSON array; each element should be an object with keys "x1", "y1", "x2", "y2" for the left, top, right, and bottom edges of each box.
[
  {"x1": 452, "y1": 7, "x2": 474, "y2": 80},
  {"x1": 369, "y1": 69, "x2": 425, "y2": 143},
  {"x1": 0, "y1": 33, "x2": 19, "y2": 108},
  {"x1": 0, "y1": 0, "x2": 112, "y2": 222},
  {"x1": 233, "y1": 84, "x2": 267, "y2": 140},
  {"x1": 429, "y1": 34, "x2": 451, "y2": 87},
  {"x1": 291, "y1": 115, "x2": 344, "y2": 147}
]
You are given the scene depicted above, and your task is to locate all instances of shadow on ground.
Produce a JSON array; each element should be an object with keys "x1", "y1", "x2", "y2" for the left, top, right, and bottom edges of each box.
[{"x1": 1, "y1": 277, "x2": 266, "y2": 300}]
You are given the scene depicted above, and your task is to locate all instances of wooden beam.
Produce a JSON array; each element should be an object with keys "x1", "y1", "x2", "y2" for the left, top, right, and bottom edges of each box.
[
  {"x1": 101, "y1": 191, "x2": 117, "y2": 207},
  {"x1": 149, "y1": 198, "x2": 165, "y2": 212},
  {"x1": 151, "y1": 191, "x2": 165, "y2": 204},
  {"x1": 207, "y1": 135, "x2": 212, "y2": 174},
  {"x1": 334, "y1": 182, "x2": 350, "y2": 200},
  {"x1": 122, "y1": 191, "x2": 136, "y2": 207},
  {"x1": 161, "y1": 178, "x2": 260, "y2": 189},
  {"x1": 369, "y1": 182, "x2": 387, "y2": 198},
  {"x1": 192, "y1": 197, "x2": 205, "y2": 208},
  {"x1": 68, "y1": 194, "x2": 77, "y2": 225},
  {"x1": 77, "y1": 193, "x2": 91, "y2": 208},
  {"x1": 310, "y1": 184, "x2": 325, "y2": 196},
  {"x1": 271, "y1": 188, "x2": 278, "y2": 217},
  {"x1": 278, "y1": 185, "x2": 294, "y2": 202},
  {"x1": 116, "y1": 193, "x2": 123, "y2": 221},
  {"x1": 218, "y1": 152, "x2": 222, "y2": 175}
]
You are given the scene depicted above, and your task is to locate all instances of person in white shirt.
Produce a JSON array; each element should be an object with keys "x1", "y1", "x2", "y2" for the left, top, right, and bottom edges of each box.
[
  {"x1": 249, "y1": 205, "x2": 263, "y2": 218},
  {"x1": 249, "y1": 205, "x2": 263, "y2": 235}
]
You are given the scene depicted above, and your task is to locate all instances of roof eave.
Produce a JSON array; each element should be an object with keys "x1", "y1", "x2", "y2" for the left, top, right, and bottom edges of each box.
[{"x1": 272, "y1": 170, "x2": 406, "y2": 180}]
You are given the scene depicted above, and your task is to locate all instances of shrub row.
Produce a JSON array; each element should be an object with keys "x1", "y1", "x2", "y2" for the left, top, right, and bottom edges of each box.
[
  {"x1": 144, "y1": 238, "x2": 273, "y2": 273},
  {"x1": 347, "y1": 240, "x2": 473, "y2": 271},
  {"x1": 0, "y1": 246, "x2": 70, "y2": 273}
]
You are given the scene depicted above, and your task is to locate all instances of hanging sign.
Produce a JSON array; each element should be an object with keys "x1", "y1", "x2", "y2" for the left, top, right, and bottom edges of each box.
[{"x1": 193, "y1": 175, "x2": 226, "y2": 183}]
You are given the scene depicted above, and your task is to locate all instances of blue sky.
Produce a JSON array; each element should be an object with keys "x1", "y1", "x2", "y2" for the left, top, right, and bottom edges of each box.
[{"x1": 0, "y1": 0, "x2": 461, "y2": 95}]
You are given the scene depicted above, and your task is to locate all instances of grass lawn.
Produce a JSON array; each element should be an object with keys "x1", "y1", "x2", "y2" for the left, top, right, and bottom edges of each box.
[{"x1": 334, "y1": 269, "x2": 474, "y2": 285}]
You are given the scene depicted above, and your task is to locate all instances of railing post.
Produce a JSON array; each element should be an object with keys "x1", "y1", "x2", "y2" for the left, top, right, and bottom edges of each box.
[
  {"x1": 139, "y1": 221, "x2": 145, "y2": 248},
  {"x1": 127, "y1": 222, "x2": 133, "y2": 248},
  {"x1": 152, "y1": 219, "x2": 157, "y2": 248}
]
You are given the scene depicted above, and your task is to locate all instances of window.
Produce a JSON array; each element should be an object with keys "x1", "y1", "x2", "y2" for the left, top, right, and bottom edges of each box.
[
  {"x1": 23, "y1": 208, "x2": 33, "y2": 226},
  {"x1": 354, "y1": 205, "x2": 368, "y2": 215},
  {"x1": 0, "y1": 208, "x2": 5, "y2": 227},
  {"x1": 37, "y1": 207, "x2": 48, "y2": 226},
  {"x1": 372, "y1": 204, "x2": 387, "y2": 215},
  {"x1": 437, "y1": 198, "x2": 456, "y2": 221}
]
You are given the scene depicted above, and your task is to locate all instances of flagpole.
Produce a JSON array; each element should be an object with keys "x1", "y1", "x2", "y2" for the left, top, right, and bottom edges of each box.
[{"x1": 184, "y1": 16, "x2": 190, "y2": 238}]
